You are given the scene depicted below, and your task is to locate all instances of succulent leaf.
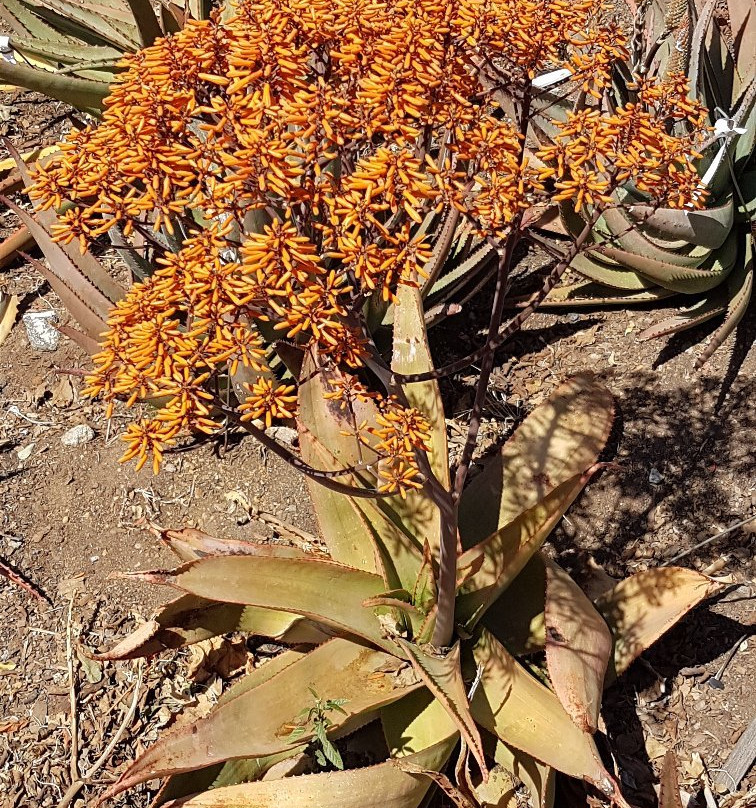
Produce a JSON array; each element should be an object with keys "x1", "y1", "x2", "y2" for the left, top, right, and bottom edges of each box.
[
  {"x1": 104, "y1": 638, "x2": 422, "y2": 799},
  {"x1": 595, "y1": 566, "x2": 721, "y2": 680},
  {"x1": 458, "y1": 374, "x2": 614, "y2": 546},
  {"x1": 543, "y1": 558, "x2": 612, "y2": 734}
]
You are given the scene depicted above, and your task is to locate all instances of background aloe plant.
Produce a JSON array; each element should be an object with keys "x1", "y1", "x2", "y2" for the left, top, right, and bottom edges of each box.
[
  {"x1": 0, "y1": 0, "x2": 211, "y2": 112},
  {"x1": 87, "y1": 368, "x2": 718, "y2": 808},
  {"x1": 534, "y1": 0, "x2": 755, "y2": 365}
]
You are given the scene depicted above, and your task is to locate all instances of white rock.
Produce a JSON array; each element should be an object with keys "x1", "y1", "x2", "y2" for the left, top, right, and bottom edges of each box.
[
  {"x1": 61, "y1": 424, "x2": 95, "y2": 446},
  {"x1": 23, "y1": 311, "x2": 60, "y2": 351},
  {"x1": 265, "y1": 425, "x2": 298, "y2": 445}
]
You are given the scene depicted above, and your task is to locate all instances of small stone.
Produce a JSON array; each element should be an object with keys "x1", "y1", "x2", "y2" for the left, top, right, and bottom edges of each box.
[
  {"x1": 265, "y1": 425, "x2": 298, "y2": 446},
  {"x1": 16, "y1": 443, "x2": 35, "y2": 462},
  {"x1": 648, "y1": 467, "x2": 664, "y2": 485},
  {"x1": 22, "y1": 311, "x2": 60, "y2": 351},
  {"x1": 566, "y1": 312, "x2": 580, "y2": 324},
  {"x1": 61, "y1": 424, "x2": 95, "y2": 446}
]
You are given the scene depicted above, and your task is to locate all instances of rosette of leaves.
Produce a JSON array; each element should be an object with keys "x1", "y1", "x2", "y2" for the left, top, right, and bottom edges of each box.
[
  {"x1": 87, "y1": 354, "x2": 719, "y2": 808},
  {"x1": 0, "y1": 0, "x2": 211, "y2": 112},
  {"x1": 534, "y1": 0, "x2": 755, "y2": 365}
]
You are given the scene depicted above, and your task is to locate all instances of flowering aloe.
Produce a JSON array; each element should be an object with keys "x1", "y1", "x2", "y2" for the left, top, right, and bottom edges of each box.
[{"x1": 19, "y1": 1, "x2": 722, "y2": 805}]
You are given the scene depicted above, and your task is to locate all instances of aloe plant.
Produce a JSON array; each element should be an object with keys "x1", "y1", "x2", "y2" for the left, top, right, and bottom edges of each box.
[
  {"x1": 88, "y1": 372, "x2": 718, "y2": 808},
  {"x1": 11, "y1": 5, "x2": 724, "y2": 802},
  {"x1": 534, "y1": 0, "x2": 755, "y2": 365},
  {"x1": 0, "y1": 0, "x2": 211, "y2": 111}
]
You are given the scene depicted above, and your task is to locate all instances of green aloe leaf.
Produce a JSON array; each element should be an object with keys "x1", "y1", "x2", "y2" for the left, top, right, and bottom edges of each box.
[
  {"x1": 627, "y1": 199, "x2": 734, "y2": 249},
  {"x1": 124, "y1": 0, "x2": 164, "y2": 46},
  {"x1": 156, "y1": 735, "x2": 458, "y2": 808},
  {"x1": 458, "y1": 373, "x2": 614, "y2": 546},
  {"x1": 34, "y1": 0, "x2": 140, "y2": 50},
  {"x1": 570, "y1": 252, "x2": 656, "y2": 290},
  {"x1": 595, "y1": 566, "x2": 721, "y2": 681},
  {"x1": 457, "y1": 473, "x2": 599, "y2": 628},
  {"x1": 92, "y1": 595, "x2": 327, "y2": 661},
  {"x1": 298, "y1": 354, "x2": 424, "y2": 592},
  {"x1": 596, "y1": 228, "x2": 738, "y2": 293},
  {"x1": 470, "y1": 629, "x2": 629, "y2": 806},
  {"x1": 483, "y1": 553, "x2": 547, "y2": 656},
  {"x1": 0, "y1": 60, "x2": 108, "y2": 110},
  {"x1": 695, "y1": 230, "x2": 754, "y2": 366},
  {"x1": 397, "y1": 640, "x2": 487, "y2": 776},
  {"x1": 0, "y1": 0, "x2": 75, "y2": 42},
  {"x1": 491, "y1": 741, "x2": 555, "y2": 808},
  {"x1": 104, "y1": 638, "x2": 422, "y2": 799},
  {"x1": 124, "y1": 553, "x2": 399, "y2": 653}
]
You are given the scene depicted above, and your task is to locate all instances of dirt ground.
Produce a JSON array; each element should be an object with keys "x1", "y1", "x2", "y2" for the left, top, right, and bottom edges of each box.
[{"x1": 0, "y1": 86, "x2": 754, "y2": 808}]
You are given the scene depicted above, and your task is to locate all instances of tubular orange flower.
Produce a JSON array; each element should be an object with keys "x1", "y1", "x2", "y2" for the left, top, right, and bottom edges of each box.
[{"x1": 30, "y1": 0, "x2": 707, "y2": 484}]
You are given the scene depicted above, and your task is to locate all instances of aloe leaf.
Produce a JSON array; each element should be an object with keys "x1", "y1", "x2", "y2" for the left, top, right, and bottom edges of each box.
[
  {"x1": 297, "y1": 354, "x2": 381, "y2": 570},
  {"x1": 123, "y1": 0, "x2": 164, "y2": 46},
  {"x1": 156, "y1": 735, "x2": 457, "y2": 808},
  {"x1": 0, "y1": 0, "x2": 74, "y2": 42},
  {"x1": 457, "y1": 472, "x2": 599, "y2": 628},
  {"x1": 0, "y1": 59, "x2": 108, "y2": 109},
  {"x1": 8, "y1": 145, "x2": 127, "y2": 305},
  {"x1": 570, "y1": 252, "x2": 656, "y2": 290},
  {"x1": 19, "y1": 253, "x2": 108, "y2": 342},
  {"x1": 11, "y1": 36, "x2": 122, "y2": 65},
  {"x1": 34, "y1": 0, "x2": 140, "y2": 50},
  {"x1": 595, "y1": 567, "x2": 721, "y2": 680},
  {"x1": 458, "y1": 374, "x2": 614, "y2": 546},
  {"x1": 104, "y1": 637, "x2": 422, "y2": 799},
  {"x1": 426, "y1": 242, "x2": 497, "y2": 304},
  {"x1": 92, "y1": 594, "x2": 327, "y2": 661},
  {"x1": 696, "y1": 230, "x2": 753, "y2": 366},
  {"x1": 543, "y1": 559, "x2": 611, "y2": 734},
  {"x1": 397, "y1": 640, "x2": 487, "y2": 776},
  {"x1": 389, "y1": 283, "x2": 449, "y2": 560},
  {"x1": 156, "y1": 526, "x2": 310, "y2": 562},
  {"x1": 492, "y1": 741, "x2": 555, "y2": 808},
  {"x1": 658, "y1": 751, "x2": 684, "y2": 808},
  {"x1": 638, "y1": 290, "x2": 729, "y2": 341},
  {"x1": 602, "y1": 207, "x2": 726, "y2": 266},
  {"x1": 149, "y1": 650, "x2": 308, "y2": 804},
  {"x1": 56, "y1": 323, "x2": 101, "y2": 354},
  {"x1": 298, "y1": 353, "x2": 424, "y2": 592},
  {"x1": 381, "y1": 688, "x2": 459, "y2": 757},
  {"x1": 392, "y1": 283, "x2": 449, "y2": 490},
  {"x1": 126, "y1": 553, "x2": 400, "y2": 653},
  {"x1": 483, "y1": 553, "x2": 546, "y2": 656},
  {"x1": 470, "y1": 629, "x2": 628, "y2": 805},
  {"x1": 4, "y1": 194, "x2": 116, "y2": 330},
  {"x1": 540, "y1": 280, "x2": 676, "y2": 306},
  {"x1": 597, "y1": 228, "x2": 738, "y2": 293},
  {"x1": 627, "y1": 199, "x2": 734, "y2": 249}
]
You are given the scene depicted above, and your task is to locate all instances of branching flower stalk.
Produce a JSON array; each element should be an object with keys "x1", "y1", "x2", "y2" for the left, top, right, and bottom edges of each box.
[{"x1": 30, "y1": 0, "x2": 709, "y2": 650}]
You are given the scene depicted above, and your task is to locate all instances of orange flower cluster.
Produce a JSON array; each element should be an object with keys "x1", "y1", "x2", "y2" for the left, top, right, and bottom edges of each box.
[
  {"x1": 537, "y1": 72, "x2": 709, "y2": 211},
  {"x1": 29, "y1": 0, "x2": 706, "y2": 488}
]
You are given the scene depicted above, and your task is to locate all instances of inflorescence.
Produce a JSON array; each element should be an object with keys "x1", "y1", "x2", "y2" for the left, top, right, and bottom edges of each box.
[{"x1": 30, "y1": 0, "x2": 707, "y2": 490}]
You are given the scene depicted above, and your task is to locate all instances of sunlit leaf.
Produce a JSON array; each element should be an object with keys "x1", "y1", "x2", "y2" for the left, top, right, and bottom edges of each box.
[
  {"x1": 595, "y1": 567, "x2": 721, "y2": 680},
  {"x1": 457, "y1": 473, "x2": 598, "y2": 627},
  {"x1": 124, "y1": 553, "x2": 398, "y2": 653},
  {"x1": 157, "y1": 735, "x2": 458, "y2": 808},
  {"x1": 543, "y1": 558, "x2": 611, "y2": 734},
  {"x1": 459, "y1": 374, "x2": 614, "y2": 546},
  {"x1": 470, "y1": 629, "x2": 628, "y2": 805},
  {"x1": 398, "y1": 640, "x2": 486, "y2": 776},
  {"x1": 105, "y1": 638, "x2": 423, "y2": 798}
]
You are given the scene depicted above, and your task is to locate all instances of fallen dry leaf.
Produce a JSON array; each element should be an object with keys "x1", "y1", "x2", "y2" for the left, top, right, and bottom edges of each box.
[
  {"x1": 0, "y1": 292, "x2": 19, "y2": 347},
  {"x1": 0, "y1": 717, "x2": 29, "y2": 733}
]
